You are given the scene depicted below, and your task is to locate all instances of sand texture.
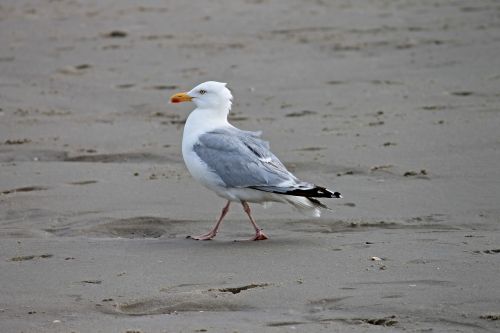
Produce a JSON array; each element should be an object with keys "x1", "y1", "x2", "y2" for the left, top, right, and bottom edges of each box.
[{"x1": 1, "y1": 0, "x2": 500, "y2": 332}]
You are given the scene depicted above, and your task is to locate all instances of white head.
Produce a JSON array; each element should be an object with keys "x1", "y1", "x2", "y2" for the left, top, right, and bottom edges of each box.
[{"x1": 170, "y1": 81, "x2": 233, "y2": 111}]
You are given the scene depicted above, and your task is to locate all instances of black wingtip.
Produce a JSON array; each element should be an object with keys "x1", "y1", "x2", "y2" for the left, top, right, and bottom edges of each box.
[
  {"x1": 281, "y1": 186, "x2": 342, "y2": 198},
  {"x1": 250, "y1": 185, "x2": 342, "y2": 199},
  {"x1": 307, "y1": 197, "x2": 330, "y2": 210}
]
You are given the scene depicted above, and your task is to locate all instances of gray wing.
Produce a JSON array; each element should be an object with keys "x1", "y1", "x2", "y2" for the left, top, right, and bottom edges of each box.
[{"x1": 193, "y1": 128, "x2": 298, "y2": 188}]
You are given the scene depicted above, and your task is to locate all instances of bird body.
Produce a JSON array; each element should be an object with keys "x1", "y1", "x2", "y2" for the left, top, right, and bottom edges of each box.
[
  {"x1": 171, "y1": 81, "x2": 341, "y2": 240},
  {"x1": 181, "y1": 109, "x2": 230, "y2": 193}
]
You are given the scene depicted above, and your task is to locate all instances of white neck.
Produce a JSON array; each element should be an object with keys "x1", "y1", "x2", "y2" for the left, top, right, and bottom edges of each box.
[
  {"x1": 182, "y1": 107, "x2": 230, "y2": 146},
  {"x1": 197, "y1": 104, "x2": 230, "y2": 120}
]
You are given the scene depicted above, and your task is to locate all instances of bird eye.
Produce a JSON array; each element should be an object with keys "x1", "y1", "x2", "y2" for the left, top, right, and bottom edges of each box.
[{"x1": 199, "y1": 89, "x2": 207, "y2": 95}]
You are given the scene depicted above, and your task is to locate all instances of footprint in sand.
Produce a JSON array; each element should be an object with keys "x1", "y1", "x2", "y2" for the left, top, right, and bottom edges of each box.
[{"x1": 101, "y1": 284, "x2": 269, "y2": 316}]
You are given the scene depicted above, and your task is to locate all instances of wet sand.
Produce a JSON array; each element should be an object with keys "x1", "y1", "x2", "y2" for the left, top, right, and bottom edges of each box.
[{"x1": 1, "y1": 0, "x2": 500, "y2": 332}]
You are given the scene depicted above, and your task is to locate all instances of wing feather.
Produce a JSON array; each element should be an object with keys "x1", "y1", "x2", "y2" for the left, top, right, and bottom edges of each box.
[
  {"x1": 193, "y1": 128, "x2": 295, "y2": 188},
  {"x1": 193, "y1": 127, "x2": 341, "y2": 198}
]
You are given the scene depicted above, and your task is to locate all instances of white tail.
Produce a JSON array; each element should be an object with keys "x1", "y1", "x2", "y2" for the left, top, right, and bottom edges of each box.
[{"x1": 284, "y1": 196, "x2": 323, "y2": 217}]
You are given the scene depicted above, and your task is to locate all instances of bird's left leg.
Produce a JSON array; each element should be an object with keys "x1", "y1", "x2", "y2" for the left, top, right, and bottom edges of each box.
[
  {"x1": 187, "y1": 200, "x2": 231, "y2": 240},
  {"x1": 239, "y1": 201, "x2": 269, "y2": 241}
]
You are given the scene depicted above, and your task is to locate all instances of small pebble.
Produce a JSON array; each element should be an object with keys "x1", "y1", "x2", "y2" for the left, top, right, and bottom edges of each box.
[{"x1": 104, "y1": 30, "x2": 128, "y2": 38}]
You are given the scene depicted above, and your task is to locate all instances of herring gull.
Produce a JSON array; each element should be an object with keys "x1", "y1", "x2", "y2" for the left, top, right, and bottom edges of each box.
[{"x1": 170, "y1": 81, "x2": 341, "y2": 241}]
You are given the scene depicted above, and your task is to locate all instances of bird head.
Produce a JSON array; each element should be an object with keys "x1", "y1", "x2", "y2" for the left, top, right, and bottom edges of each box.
[{"x1": 170, "y1": 81, "x2": 233, "y2": 111}]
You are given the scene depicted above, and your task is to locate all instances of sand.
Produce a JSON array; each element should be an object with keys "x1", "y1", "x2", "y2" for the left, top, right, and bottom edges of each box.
[{"x1": 1, "y1": 0, "x2": 500, "y2": 332}]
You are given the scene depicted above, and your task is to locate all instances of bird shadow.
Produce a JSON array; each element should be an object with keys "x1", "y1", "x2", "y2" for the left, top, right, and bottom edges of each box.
[{"x1": 182, "y1": 235, "x2": 314, "y2": 248}]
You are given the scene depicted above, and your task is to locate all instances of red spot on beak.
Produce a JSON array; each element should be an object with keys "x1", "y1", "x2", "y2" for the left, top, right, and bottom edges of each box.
[{"x1": 170, "y1": 92, "x2": 192, "y2": 104}]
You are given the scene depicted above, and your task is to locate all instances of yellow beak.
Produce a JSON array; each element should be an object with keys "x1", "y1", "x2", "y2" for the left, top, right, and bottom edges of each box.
[{"x1": 170, "y1": 92, "x2": 192, "y2": 103}]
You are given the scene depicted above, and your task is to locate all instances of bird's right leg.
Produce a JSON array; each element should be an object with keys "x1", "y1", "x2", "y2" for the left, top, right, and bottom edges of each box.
[
  {"x1": 238, "y1": 201, "x2": 269, "y2": 241},
  {"x1": 187, "y1": 200, "x2": 231, "y2": 240}
]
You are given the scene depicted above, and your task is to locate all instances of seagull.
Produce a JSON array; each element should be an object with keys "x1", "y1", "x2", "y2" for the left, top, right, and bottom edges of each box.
[{"x1": 170, "y1": 81, "x2": 341, "y2": 241}]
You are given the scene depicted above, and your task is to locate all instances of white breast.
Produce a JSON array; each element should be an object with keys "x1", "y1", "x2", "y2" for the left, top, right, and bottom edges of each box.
[{"x1": 181, "y1": 108, "x2": 228, "y2": 193}]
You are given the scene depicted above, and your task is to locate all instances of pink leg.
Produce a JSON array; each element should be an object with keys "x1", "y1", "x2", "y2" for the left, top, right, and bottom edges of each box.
[
  {"x1": 187, "y1": 201, "x2": 230, "y2": 240},
  {"x1": 238, "y1": 201, "x2": 269, "y2": 241}
]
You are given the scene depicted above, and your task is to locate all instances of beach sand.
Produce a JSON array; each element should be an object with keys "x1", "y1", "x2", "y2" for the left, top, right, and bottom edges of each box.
[{"x1": 1, "y1": 0, "x2": 500, "y2": 332}]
